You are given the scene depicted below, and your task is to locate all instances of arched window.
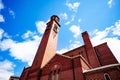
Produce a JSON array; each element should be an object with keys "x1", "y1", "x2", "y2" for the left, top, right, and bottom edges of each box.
[
  {"x1": 49, "y1": 70, "x2": 60, "y2": 80},
  {"x1": 104, "y1": 73, "x2": 111, "y2": 80}
]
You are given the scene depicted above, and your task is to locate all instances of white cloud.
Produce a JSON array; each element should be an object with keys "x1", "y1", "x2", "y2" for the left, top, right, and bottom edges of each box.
[
  {"x1": 0, "y1": 28, "x2": 11, "y2": 40},
  {"x1": 112, "y1": 20, "x2": 120, "y2": 36},
  {"x1": 78, "y1": 19, "x2": 81, "y2": 23},
  {"x1": 91, "y1": 20, "x2": 120, "y2": 63},
  {"x1": 69, "y1": 40, "x2": 81, "y2": 49},
  {"x1": 0, "y1": 39, "x2": 15, "y2": 51},
  {"x1": 57, "y1": 40, "x2": 81, "y2": 54},
  {"x1": 59, "y1": 19, "x2": 120, "y2": 63},
  {"x1": 91, "y1": 27, "x2": 112, "y2": 44},
  {"x1": 3, "y1": 32, "x2": 11, "y2": 38},
  {"x1": 66, "y1": 2, "x2": 80, "y2": 12},
  {"x1": 65, "y1": 21, "x2": 70, "y2": 25},
  {"x1": 71, "y1": 15, "x2": 75, "y2": 21},
  {"x1": 107, "y1": 0, "x2": 113, "y2": 8},
  {"x1": 60, "y1": 13, "x2": 68, "y2": 20},
  {"x1": 35, "y1": 21, "x2": 46, "y2": 34},
  {"x1": 0, "y1": 36, "x2": 41, "y2": 66},
  {"x1": 57, "y1": 48, "x2": 68, "y2": 54},
  {"x1": 65, "y1": 15, "x2": 75, "y2": 25},
  {"x1": 0, "y1": 14, "x2": 5, "y2": 22},
  {"x1": 0, "y1": 20, "x2": 47, "y2": 66},
  {"x1": 0, "y1": 60, "x2": 15, "y2": 80},
  {"x1": 0, "y1": 0, "x2": 4, "y2": 10},
  {"x1": 9, "y1": 9, "x2": 15, "y2": 18},
  {"x1": 22, "y1": 30, "x2": 36, "y2": 39},
  {"x1": 57, "y1": 40, "x2": 82, "y2": 54},
  {"x1": 69, "y1": 25, "x2": 81, "y2": 38},
  {"x1": 9, "y1": 37, "x2": 41, "y2": 65},
  {"x1": 0, "y1": 0, "x2": 5, "y2": 22},
  {"x1": 0, "y1": 28, "x2": 42, "y2": 65},
  {"x1": 0, "y1": 28, "x2": 4, "y2": 39}
]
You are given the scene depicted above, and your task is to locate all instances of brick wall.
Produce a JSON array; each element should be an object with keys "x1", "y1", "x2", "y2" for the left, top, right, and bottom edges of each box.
[
  {"x1": 94, "y1": 43, "x2": 118, "y2": 66},
  {"x1": 84, "y1": 65, "x2": 120, "y2": 80}
]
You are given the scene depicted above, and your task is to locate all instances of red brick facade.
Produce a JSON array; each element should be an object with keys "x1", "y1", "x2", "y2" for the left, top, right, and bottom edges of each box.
[{"x1": 19, "y1": 15, "x2": 120, "y2": 80}]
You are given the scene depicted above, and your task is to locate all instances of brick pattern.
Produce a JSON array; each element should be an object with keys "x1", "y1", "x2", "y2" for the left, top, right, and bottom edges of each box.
[
  {"x1": 19, "y1": 16, "x2": 119, "y2": 80},
  {"x1": 94, "y1": 42, "x2": 118, "y2": 66},
  {"x1": 84, "y1": 67, "x2": 120, "y2": 80},
  {"x1": 82, "y1": 31, "x2": 100, "y2": 68}
]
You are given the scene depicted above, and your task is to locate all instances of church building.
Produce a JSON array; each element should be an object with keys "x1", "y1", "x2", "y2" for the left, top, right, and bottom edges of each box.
[{"x1": 19, "y1": 15, "x2": 120, "y2": 80}]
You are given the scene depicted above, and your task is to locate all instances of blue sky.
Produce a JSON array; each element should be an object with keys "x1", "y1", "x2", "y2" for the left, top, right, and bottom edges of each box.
[{"x1": 0, "y1": 0, "x2": 120, "y2": 80}]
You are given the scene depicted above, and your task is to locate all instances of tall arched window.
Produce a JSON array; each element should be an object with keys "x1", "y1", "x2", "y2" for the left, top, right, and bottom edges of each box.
[
  {"x1": 104, "y1": 73, "x2": 111, "y2": 80},
  {"x1": 49, "y1": 70, "x2": 60, "y2": 80}
]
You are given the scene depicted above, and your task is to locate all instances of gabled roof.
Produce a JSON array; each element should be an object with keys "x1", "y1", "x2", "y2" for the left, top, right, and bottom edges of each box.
[
  {"x1": 42, "y1": 54, "x2": 72, "y2": 69},
  {"x1": 56, "y1": 53, "x2": 71, "y2": 59}
]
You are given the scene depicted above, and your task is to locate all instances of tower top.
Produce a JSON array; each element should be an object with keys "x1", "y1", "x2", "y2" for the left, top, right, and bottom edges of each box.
[{"x1": 51, "y1": 15, "x2": 60, "y2": 22}]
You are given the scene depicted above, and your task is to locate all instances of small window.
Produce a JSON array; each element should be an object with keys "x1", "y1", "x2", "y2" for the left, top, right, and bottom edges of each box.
[
  {"x1": 53, "y1": 25, "x2": 58, "y2": 33},
  {"x1": 104, "y1": 73, "x2": 111, "y2": 80}
]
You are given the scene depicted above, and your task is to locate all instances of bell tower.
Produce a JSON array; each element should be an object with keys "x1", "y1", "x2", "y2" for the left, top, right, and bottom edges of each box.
[
  {"x1": 32, "y1": 15, "x2": 60, "y2": 68},
  {"x1": 28, "y1": 15, "x2": 60, "y2": 80}
]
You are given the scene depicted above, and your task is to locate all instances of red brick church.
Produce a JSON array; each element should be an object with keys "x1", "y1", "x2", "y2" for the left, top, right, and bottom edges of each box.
[{"x1": 19, "y1": 15, "x2": 120, "y2": 80}]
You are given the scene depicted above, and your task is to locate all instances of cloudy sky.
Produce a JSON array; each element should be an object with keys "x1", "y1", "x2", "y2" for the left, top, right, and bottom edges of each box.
[{"x1": 0, "y1": 0, "x2": 120, "y2": 80}]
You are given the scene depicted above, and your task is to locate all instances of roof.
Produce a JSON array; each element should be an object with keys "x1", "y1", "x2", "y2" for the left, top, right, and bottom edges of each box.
[
  {"x1": 83, "y1": 63, "x2": 120, "y2": 73},
  {"x1": 62, "y1": 45, "x2": 85, "y2": 55},
  {"x1": 9, "y1": 76, "x2": 19, "y2": 79}
]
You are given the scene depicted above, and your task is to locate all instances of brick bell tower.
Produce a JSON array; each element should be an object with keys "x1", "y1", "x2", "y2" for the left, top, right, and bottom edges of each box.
[{"x1": 28, "y1": 15, "x2": 60, "y2": 80}]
